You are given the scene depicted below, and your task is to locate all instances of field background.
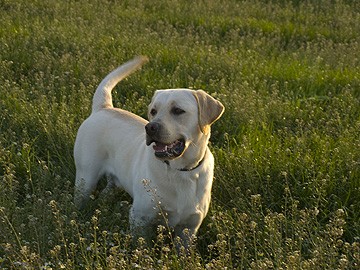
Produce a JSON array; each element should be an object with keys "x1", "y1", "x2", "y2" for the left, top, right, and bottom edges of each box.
[{"x1": 0, "y1": 0, "x2": 359, "y2": 269}]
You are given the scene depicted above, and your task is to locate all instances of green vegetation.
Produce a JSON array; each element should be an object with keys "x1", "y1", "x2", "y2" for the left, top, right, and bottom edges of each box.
[{"x1": 1, "y1": 0, "x2": 359, "y2": 268}]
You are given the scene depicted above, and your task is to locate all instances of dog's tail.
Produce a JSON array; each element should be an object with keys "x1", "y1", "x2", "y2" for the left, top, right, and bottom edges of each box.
[{"x1": 92, "y1": 56, "x2": 149, "y2": 113}]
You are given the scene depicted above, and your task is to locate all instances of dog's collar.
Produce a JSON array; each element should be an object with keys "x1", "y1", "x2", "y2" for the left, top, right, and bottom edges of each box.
[{"x1": 164, "y1": 151, "x2": 206, "y2": 172}]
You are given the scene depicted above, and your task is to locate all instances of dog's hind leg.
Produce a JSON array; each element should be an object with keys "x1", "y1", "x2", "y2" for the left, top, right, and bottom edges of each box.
[
  {"x1": 97, "y1": 175, "x2": 117, "y2": 202},
  {"x1": 74, "y1": 167, "x2": 102, "y2": 209}
]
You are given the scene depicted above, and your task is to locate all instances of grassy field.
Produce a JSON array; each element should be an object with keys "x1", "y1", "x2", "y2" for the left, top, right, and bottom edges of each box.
[{"x1": 1, "y1": 0, "x2": 359, "y2": 268}]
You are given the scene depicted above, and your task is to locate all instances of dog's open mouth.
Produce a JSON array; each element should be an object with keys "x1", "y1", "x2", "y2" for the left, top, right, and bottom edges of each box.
[{"x1": 152, "y1": 139, "x2": 185, "y2": 159}]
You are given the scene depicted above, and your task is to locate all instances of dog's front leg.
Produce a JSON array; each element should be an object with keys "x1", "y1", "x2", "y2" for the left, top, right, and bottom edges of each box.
[
  {"x1": 129, "y1": 204, "x2": 158, "y2": 245},
  {"x1": 174, "y1": 213, "x2": 203, "y2": 251},
  {"x1": 174, "y1": 226, "x2": 196, "y2": 252}
]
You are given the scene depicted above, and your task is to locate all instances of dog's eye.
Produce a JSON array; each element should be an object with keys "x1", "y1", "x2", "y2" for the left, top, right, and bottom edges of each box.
[
  {"x1": 150, "y1": 109, "x2": 157, "y2": 116},
  {"x1": 172, "y1": 107, "x2": 185, "y2": 115}
]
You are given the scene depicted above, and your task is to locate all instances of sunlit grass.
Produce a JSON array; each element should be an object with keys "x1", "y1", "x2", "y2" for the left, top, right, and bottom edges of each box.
[{"x1": 0, "y1": 0, "x2": 359, "y2": 268}]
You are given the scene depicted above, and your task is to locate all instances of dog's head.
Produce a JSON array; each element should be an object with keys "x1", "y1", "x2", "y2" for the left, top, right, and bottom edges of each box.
[{"x1": 145, "y1": 89, "x2": 224, "y2": 160}]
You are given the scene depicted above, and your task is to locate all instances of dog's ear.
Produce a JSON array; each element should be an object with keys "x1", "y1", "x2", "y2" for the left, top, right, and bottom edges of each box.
[{"x1": 193, "y1": 90, "x2": 224, "y2": 134}]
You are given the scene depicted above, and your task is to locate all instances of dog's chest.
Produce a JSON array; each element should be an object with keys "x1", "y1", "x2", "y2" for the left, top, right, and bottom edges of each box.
[{"x1": 157, "y1": 172, "x2": 206, "y2": 225}]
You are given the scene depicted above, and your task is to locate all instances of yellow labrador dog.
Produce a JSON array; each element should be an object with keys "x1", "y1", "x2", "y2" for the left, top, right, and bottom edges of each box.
[{"x1": 74, "y1": 56, "x2": 224, "y2": 246}]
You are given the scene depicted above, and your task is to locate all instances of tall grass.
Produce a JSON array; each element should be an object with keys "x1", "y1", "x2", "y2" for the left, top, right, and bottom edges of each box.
[{"x1": 1, "y1": 0, "x2": 359, "y2": 268}]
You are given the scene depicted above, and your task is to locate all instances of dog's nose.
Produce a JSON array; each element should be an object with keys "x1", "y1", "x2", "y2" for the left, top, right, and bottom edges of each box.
[{"x1": 145, "y1": 122, "x2": 160, "y2": 136}]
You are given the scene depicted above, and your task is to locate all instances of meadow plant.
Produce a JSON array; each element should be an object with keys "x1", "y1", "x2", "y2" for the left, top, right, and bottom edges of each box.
[{"x1": 1, "y1": 0, "x2": 359, "y2": 268}]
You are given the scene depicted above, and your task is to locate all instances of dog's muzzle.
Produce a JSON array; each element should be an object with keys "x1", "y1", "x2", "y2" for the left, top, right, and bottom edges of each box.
[{"x1": 145, "y1": 122, "x2": 185, "y2": 159}]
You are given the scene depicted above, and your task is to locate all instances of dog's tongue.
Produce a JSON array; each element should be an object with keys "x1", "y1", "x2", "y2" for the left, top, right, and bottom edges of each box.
[
  {"x1": 152, "y1": 140, "x2": 185, "y2": 158},
  {"x1": 153, "y1": 142, "x2": 168, "y2": 152}
]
